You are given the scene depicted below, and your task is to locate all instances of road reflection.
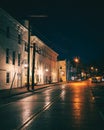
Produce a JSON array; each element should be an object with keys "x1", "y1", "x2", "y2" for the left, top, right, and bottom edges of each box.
[
  {"x1": 19, "y1": 89, "x2": 53, "y2": 125},
  {"x1": 20, "y1": 101, "x2": 34, "y2": 123},
  {"x1": 19, "y1": 96, "x2": 38, "y2": 124},
  {"x1": 69, "y1": 81, "x2": 88, "y2": 124},
  {"x1": 70, "y1": 81, "x2": 88, "y2": 87}
]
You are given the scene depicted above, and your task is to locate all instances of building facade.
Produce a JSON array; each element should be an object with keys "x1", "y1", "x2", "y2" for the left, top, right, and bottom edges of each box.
[
  {"x1": 58, "y1": 60, "x2": 67, "y2": 82},
  {"x1": 30, "y1": 36, "x2": 58, "y2": 85},
  {"x1": 0, "y1": 8, "x2": 58, "y2": 90},
  {"x1": 0, "y1": 8, "x2": 28, "y2": 90}
]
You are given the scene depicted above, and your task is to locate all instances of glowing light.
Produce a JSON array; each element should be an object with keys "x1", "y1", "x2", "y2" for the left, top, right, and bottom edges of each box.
[
  {"x1": 74, "y1": 57, "x2": 79, "y2": 63},
  {"x1": 24, "y1": 63, "x2": 28, "y2": 68},
  {"x1": 70, "y1": 81, "x2": 87, "y2": 87},
  {"x1": 91, "y1": 66, "x2": 94, "y2": 70},
  {"x1": 95, "y1": 68, "x2": 98, "y2": 71},
  {"x1": 45, "y1": 68, "x2": 48, "y2": 72}
]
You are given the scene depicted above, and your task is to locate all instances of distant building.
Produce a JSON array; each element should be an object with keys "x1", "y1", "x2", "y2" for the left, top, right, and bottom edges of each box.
[
  {"x1": 0, "y1": 8, "x2": 58, "y2": 90},
  {"x1": 58, "y1": 60, "x2": 67, "y2": 82}
]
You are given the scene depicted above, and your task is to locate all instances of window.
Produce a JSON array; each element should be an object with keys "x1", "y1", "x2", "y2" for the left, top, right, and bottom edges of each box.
[
  {"x1": 12, "y1": 51, "x2": 15, "y2": 65},
  {"x1": 6, "y1": 48, "x2": 9, "y2": 63},
  {"x1": 60, "y1": 66, "x2": 62, "y2": 69},
  {"x1": 18, "y1": 34, "x2": 21, "y2": 44},
  {"x1": 6, "y1": 72, "x2": 10, "y2": 83},
  {"x1": 24, "y1": 42, "x2": 28, "y2": 52},
  {"x1": 6, "y1": 27, "x2": 10, "y2": 38},
  {"x1": 18, "y1": 53, "x2": 21, "y2": 66}
]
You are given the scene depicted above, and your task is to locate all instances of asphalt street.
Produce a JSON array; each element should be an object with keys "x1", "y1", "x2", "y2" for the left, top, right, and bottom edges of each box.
[{"x1": 0, "y1": 80, "x2": 104, "y2": 130}]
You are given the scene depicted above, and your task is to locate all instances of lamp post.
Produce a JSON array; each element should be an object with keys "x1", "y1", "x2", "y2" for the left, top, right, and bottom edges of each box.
[
  {"x1": 74, "y1": 56, "x2": 79, "y2": 77},
  {"x1": 95, "y1": 68, "x2": 98, "y2": 76},
  {"x1": 90, "y1": 66, "x2": 94, "y2": 77}
]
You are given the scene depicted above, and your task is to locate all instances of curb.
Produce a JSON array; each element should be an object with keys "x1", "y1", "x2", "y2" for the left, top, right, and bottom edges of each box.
[{"x1": 1, "y1": 86, "x2": 50, "y2": 99}]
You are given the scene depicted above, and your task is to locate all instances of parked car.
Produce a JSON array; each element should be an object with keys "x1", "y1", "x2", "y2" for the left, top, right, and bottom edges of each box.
[
  {"x1": 101, "y1": 76, "x2": 104, "y2": 82},
  {"x1": 96, "y1": 77, "x2": 102, "y2": 83},
  {"x1": 91, "y1": 77, "x2": 97, "y2": 83},
  {"x1": 91, "y1": 77, "x2": 101, "y2": 83}
]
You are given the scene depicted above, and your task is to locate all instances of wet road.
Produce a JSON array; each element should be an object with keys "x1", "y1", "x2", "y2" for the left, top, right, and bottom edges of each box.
[{"x1": 0, "y1": 81, "x2": 104, "y2": 130}]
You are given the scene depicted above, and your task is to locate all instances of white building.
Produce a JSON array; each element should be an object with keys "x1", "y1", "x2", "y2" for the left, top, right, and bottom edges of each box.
[
  {"x1": 30, "y1": 36, "x2": 58, "y2": 85},
  {"x1": 0, "y1": 8, "x2": 59, "y2": 90},
  {"x1": 0, "y1": 8, "x2": 28, "y2": 90}
]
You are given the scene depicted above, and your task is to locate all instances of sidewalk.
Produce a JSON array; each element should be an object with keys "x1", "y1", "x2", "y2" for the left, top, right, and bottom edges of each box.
[{"x1": 0, "y1": 83, "x2": 56, "y2": 99}]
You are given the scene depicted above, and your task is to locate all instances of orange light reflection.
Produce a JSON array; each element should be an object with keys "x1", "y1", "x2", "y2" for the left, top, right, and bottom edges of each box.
[
  {"x1": 70, "y1": 81, "x2": 87, "y2": 123},
  {"x1": 70, "y1": 81, "x2": 87, "y2": 87}
]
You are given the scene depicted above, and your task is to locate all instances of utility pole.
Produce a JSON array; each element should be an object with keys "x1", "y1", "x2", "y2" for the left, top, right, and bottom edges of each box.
[
  {"x1": 26, "y1": 14, "x2": 47, "y2": 91},
  {"x1": 32, "y1": 43, "x2": 36, "y2": 90},
  {"x1": 27, "y1": 21, "x2": 30, "y2": 90}
]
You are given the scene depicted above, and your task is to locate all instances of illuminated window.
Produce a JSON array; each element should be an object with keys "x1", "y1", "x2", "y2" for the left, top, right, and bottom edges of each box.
[
  {"x1": 6, "y1": 48, "x2": 9, "y2": 64},
  {"x1": 6, "y1": 72, "x2": 10, "y2": 83},
  {"x1": 60, "y1": 66, "x2": 62, "y2": 69},
  {"x1": 61, "y1": 71, "x2": 65, "y2": 76},
  {"x1": 12, "y1": 51, "x2": 15, "y2": 65},
  {"x1": 18, "y1": 53, "x2": 21, "y2": 66},
  {"x1": 38, "y1": 48, "x2": 41, "y2": 54}
]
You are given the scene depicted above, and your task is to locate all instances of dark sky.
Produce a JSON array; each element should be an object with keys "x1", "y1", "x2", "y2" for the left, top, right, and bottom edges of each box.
[{"x1": 1, "y1": 0, "x2": 104, "y2": 66}]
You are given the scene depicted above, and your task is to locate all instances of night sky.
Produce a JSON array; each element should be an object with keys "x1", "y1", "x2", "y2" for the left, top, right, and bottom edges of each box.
[{"x1": 1, "y1": 0, "x2": 104, "y2": 66}]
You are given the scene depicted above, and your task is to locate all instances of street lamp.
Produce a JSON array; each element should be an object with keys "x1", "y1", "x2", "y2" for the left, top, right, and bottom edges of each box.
[
  {"x1": 74, "y1": 56, "x2": 79, "y2": 77},
  {"x1": 74, "y1": 57, "x2": 79, "y2": 64},
  {"x1": 90, "y1": 66, "x2": 94, "y2": 77},
  {"x1": 95, "y1": 68, "x2": 98, "y2": 76}
]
